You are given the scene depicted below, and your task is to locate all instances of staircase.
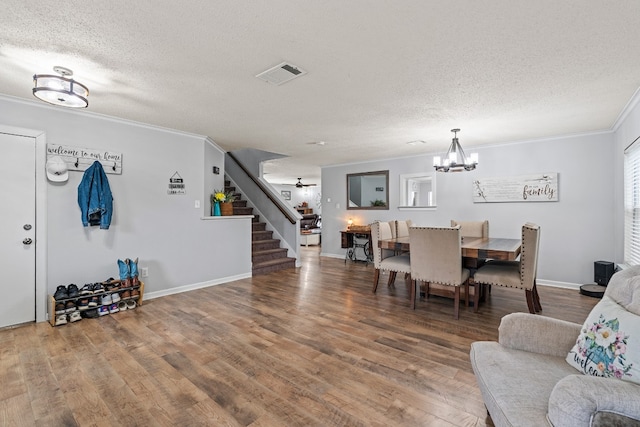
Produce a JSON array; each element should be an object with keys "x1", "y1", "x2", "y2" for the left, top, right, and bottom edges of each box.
[{"x1": 225, "y1": 180, "x2": 296, "y2": 276}]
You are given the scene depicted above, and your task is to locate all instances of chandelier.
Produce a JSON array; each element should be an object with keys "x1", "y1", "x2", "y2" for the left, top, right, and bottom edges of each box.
[
  {"x1": 33, "y1": 66, "x2": 89, "y2": 108},
  {"x1": 433, "y1": 128, "x2": 478, "y2": 172}
]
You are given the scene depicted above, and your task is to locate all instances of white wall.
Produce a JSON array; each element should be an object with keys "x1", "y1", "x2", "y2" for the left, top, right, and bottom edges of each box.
[
  {"x1": 0, "y1": 95, "x2": 252, "y2": 306},
  {"x1": 322, "y1": 132, "x2": 615, "y2": 286},
  {"x1": 271, "y1": 184, "x2": 322, "y2": 215}
]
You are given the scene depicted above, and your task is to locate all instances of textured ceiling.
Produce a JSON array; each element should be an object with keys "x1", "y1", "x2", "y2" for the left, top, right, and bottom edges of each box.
[{"x1": 1, "y1": 1, "x2": 640, "y2": 185}]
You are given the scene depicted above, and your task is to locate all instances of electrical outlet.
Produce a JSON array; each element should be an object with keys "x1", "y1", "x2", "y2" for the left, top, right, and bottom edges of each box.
[{"x1": 140, "y1": 267, "x2": 149, "y2": 277}]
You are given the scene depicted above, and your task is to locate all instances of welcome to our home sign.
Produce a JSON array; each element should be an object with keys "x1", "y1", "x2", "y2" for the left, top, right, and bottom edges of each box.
[{"x1": 473, "y1": 173, "x2": 558, "y2": 203}]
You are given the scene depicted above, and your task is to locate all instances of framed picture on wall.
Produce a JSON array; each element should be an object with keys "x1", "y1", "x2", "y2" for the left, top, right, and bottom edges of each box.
[{"x1": 281, "y1": 190, "x2": 291, "y2": 200}]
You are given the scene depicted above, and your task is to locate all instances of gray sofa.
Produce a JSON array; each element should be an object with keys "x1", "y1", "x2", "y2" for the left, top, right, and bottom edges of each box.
[{"x1": 470, "y1": 266, "x2": 640, "y2": 427}]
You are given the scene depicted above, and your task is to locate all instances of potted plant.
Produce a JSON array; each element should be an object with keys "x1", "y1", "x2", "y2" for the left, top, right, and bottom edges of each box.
[{"x1": 211, "y1": 190, "x2": 236, "y2": 216}]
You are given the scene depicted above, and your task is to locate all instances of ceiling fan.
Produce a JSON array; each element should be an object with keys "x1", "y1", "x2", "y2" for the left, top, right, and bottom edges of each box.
[{"x1": 295, "y1": 178, "x2": 316, "y2": 188}]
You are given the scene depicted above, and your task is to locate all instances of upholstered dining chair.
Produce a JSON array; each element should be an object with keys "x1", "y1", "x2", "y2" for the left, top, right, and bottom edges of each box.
[
  {"x1": 371, "y1": 221, "x2": 411, "y2": 293},
  {"x1": 472, "y1": 223, "x2": 541, "y2": 314},
  {"x1": 408, "y1": 226, "x2": 471, "y2": 319},
  {"x1": 395, "y1": 220, "x2": 413, "y2": 238},
  {"x1": 450, "y1": 219, "x2": 489, "y2": 238}
]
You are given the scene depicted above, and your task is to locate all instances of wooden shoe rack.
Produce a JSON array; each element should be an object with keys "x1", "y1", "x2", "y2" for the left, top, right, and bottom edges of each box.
[{"x1": 48, "y1": 280, "x2": 145, "y2": 326}]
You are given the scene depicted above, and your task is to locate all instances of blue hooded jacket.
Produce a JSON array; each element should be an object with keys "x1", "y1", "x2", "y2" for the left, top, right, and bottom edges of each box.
[{"x1": 78, "y1": 161, "x2": 113, "y2": 229}]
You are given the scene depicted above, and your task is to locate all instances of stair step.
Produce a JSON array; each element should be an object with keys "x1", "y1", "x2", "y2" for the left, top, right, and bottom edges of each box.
[
  {"x1": 234, "y1": 207, "x2": 254, "y2": 215},
  {"x1": 252, "y1": 257, "x2": 296, "y2": 276},
  {"x1": 252, "y1": 222, "x2": 266, "y2": 232},
  {"x1": 252, "y1": 230, "x2": 273, "y2": 241},
  {"x1": 252, "y1": 248, "x2": 289, "y2": 263},
  {"x1": 252, "y1": 239, "x2": 281, "y2": 251},
  {"x1": 233, "y1": 200, "x2": 247, "y2": 207}
]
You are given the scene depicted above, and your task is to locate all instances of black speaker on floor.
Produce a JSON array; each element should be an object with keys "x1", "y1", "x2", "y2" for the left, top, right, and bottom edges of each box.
[{"x1": 594, "y1": 261, "x2": 615, "y2": 286}]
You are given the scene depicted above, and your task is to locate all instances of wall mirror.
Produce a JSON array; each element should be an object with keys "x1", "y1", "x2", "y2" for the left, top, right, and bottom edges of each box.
[
  {"x1": 399, "y1": 173, "x2": 436, "y2": 208},
  {"x1": 347, "y1": 170, "x2": 389, "y2": 210}
]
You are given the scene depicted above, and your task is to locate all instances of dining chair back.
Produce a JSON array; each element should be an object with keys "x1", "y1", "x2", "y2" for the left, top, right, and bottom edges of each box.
[
  {"x1": 371, "y1": 221, "x2": 411, "y2": 293},
  {"x1": 389, "y1": 220, "x2": 413, "y2": 238},
  {"x1": 408, "y1": 226, "x2": 470, "y2": 319},
  {"x1": 395, "y1": 220, "x2": 413, "y2": 238},
  {"x1": 450, "y1": 220, "x2": 489, "y2": 238},
  {"x1": 473, "y1": 223, "x2": 541, "y2": 313}
]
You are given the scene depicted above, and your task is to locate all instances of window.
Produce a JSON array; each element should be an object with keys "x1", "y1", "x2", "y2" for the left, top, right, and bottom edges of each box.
[{"x1": 624, "y1": 136, "x2": 640, "y2": 265}]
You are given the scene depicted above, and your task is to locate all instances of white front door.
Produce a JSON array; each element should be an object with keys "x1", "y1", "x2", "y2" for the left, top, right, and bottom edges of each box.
[{"x1": 0, "y1": 132, "x2": 36, "y2": 327}]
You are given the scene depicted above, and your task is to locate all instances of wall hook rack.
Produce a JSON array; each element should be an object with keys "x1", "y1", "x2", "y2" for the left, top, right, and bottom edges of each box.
[{"x1": 46, "y1": 144, "x2": 122, "y2": 175}]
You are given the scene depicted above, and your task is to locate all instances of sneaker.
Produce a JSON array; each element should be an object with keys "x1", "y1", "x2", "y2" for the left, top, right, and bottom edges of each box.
[
  {"x1": 118, "y1": 301, "x2": 127, "y2": 311},
  {"x1": 77, "y1": 298, "x2": 89, "y2": 311},
  {"x1": 67, "y1": 284, "x2": 80, "y2": 298},
  {"x1": 80, "y1": 284, "x2": 94, "y2": 295},
  {"x1": 55, "y1": 302, "x2": 66, "y2": 315},
  {"x1": 121, "y1": 290, "x2": 131, "y2": 299},
  {"x1": 54, "y1": 285, "x2": 68, "y2": 301},
  {"x1": 126, "y1": 300, "x2": 137, "y2": 310},
  {"x1": 69, "y1": 311, "x2": 82, "y2": 322},
  {"x1": 92, "y1": 283, "x2": 105, "y2": 294},
  {"x1": 88, "y1": 296, "x2": 99, "y2": 307},
  {"x1": 98, "y1": 306, "x2": 110, "y2": 316},
  {"x1": 54, "y1": 314, "x2": 67, "y2": 326},
  {"x1": 81, "y1": 308, "x2": 99, "y2": 319},
  {"x1": 65, "y1": 301, "x2": 76, "y2": 313},
  {"x1": 109, "y1": 303, "x2": 119, "y2": 314},
  {"x1": 131, "y1": 287, "x2": 140, "y2": 297},
  {"x1": 111, "y1": 292, "x2": 121, "y2": 303},
  {"x1": 101, "y1": 294, "x2": 113, "y2": 306}
]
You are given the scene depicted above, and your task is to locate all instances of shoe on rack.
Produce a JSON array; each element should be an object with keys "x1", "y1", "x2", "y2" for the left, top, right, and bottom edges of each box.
[
  {"x1": 79, "y1": 284, "x2": 94, "y2": 295},
  {"x1": 81, "y1": 308, "x2": 99, "y2": 319},
  {"x1": 111, "y1": 292, "x2": 121, "y2": 303},
  {"x1": 131, "y1": 287, "x2": 140, "y2": 297},
  {"x1": 77, "y1": 298, "x2": 89, "y2": 311},
  {"x1": 118, "y1": 301, "x2": 127, "y2": 312},
  {"x1": 126, "y1": 300, "x2": 137, "y2": 310},
  {"x1": 55, "y1": 302, "x2": 66, "y2": 315},
  {"x1": 121, "y1": 290, "x2": 131, "y2": 299},
  {"x1": 118, "y1": 259, "x2": 132, "y2": 288},
  {"x1": 92, "y1": 283, "x2": 105, "y2": 294},
  {"x1": 55, "y1": 314, "x2": 67, "y2": 326},
  {"x1": 128, "y1": 258, "x2": 140, "y2": 287},
  {"x1": 67, "y1": 284, "x2": 80, "y2": 299},
  {"x1": 101, "y1": 294, "x2": 113, "y2": 306},
  {"x1": 98, "y1": 306, "x2": 110, "y2": 316},
  {"x1": 88, "y1": 296, "x2": 99, "y2": 307},
  {"x1": 69, "y1": 311, "x2": 82, "y2": 323},
  {"x1": 65, "y1": 301, "x2": 76, "y2": 313},
  {"x1": 109, "y1": 303, "x2": 119, "y2": 314},
  {"x1": 53, "y1": 285, "x2": 68, "y2": 301},
  {"x1": 105, "y1": 282, "x2": 120, "y2": 292}
]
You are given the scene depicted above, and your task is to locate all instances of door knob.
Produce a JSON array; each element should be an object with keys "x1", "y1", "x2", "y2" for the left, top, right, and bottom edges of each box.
[{"x1": 23, "y1": 238, "x2": 33, "y2": 245}]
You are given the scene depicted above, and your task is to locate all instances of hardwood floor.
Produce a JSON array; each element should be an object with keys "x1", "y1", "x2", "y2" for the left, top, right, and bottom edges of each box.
[{"x1": 1, "y1": 247, "x2": 598, "y2": 426}]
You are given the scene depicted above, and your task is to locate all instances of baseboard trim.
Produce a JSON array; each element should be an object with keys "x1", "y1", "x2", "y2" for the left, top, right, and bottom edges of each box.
[
  {"x1": 144, "y1": 273, "x2": 252, "y2": 301},
  {"x1": 536, "y1": 280, "x2": 581, "y2": 290}
]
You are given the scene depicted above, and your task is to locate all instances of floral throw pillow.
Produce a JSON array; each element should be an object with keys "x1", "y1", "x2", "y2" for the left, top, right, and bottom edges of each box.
[{"x1": 566, "y1": 295, "x2": 639, "y2": 384}]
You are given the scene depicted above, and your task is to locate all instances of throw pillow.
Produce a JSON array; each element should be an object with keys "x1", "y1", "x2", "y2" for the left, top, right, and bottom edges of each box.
[{"x1": 566, "y1": 295, "x2": 639, "y2": 385}]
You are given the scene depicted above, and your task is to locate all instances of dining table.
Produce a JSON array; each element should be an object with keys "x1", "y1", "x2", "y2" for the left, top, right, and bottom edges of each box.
[{"x1": 378, "y1": 236, "x2": 521, "y2": 264}]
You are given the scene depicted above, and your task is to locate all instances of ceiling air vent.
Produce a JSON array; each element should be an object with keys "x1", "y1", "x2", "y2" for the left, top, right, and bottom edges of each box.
[{"x1": 256, "y1": 62, "x2": 307, "y2": 85}]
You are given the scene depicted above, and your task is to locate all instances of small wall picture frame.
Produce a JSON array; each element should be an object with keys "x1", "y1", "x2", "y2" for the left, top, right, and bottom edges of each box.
[{"x1": 281, "y1": 190, "x2": 291, "y2": 200}]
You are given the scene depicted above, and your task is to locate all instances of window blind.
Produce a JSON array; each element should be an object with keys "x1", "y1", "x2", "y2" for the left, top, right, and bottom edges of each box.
[{"x1": 624, "y1": 137, "x2": 640, "y2": 266}]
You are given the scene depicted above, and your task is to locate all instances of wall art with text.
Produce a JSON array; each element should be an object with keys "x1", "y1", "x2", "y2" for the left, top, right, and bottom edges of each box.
[{"x1": 473, "y1": 172, "x2": 558, "y2": 203}]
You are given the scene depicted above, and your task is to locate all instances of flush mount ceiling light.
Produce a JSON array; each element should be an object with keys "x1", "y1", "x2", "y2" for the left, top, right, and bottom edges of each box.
[
  {"x1": 33, "y1": 66, "x2": 89, "y2": 108},
  {"x1": 433, "y1": 128, "x2": 478, "y2": 172}
]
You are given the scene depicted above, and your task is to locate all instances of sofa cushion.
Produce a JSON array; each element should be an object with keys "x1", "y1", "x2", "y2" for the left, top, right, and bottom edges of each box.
[
  {"x1": 566, "y1": 295, "x2": 640, "y2": 385},
  {"x1": 471, "y1": 341, "x2": 577, "y2": 426}
]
